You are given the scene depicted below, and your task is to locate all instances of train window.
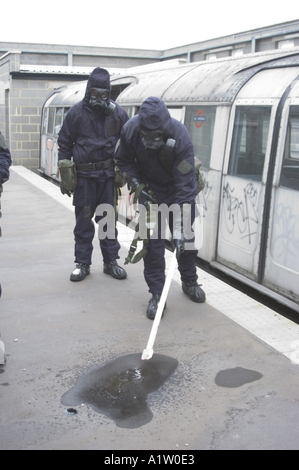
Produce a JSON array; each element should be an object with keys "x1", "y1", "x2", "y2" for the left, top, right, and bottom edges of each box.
[
  {"x1": 63, "y1": 107, "x2": 70, "y2": 120},
  {"x1": 47, "y1": 107, "x2": 55, "y2": 135},
  {"x1": 42, "y1": 108, "x2": 48, "y2": 135},
  {"x1": 168, "y1": 108, "x2": 183, "y2": 122},
  {"x1": 121, "y1": 106, "x2": 135, "y2": 118},
  {"x1": 228, "y1": 106, "x2": 271, "y2": 181},
  {"x1": 54, "y1": 108, "x2": 63, "y2": 136},
  {"x1": 184, "y1": 106, "x2": 216, "y2": 169},
  {"x1": 280, "y1": 105, "x2": 299, "y2": 191}
]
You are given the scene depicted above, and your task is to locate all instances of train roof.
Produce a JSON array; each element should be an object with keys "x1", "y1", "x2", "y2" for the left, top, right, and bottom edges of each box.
[
  {"x1": 115, "y1": 49, "x2": 299, "y2": 105},
  {"x1": 44, "y1": 82, "x2": 87, "y2": 107},
  {"x1": 44, "y1": 49, "x2": 299, "y2": 107}
]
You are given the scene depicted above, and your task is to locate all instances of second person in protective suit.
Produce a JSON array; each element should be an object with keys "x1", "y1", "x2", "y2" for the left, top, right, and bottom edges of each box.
[
  {"x1": 58, "y1": 67, "x2": 128, "y2": 282},
  {"x1": 115, "y1": 96, "x2": 206, "y2": 320}
]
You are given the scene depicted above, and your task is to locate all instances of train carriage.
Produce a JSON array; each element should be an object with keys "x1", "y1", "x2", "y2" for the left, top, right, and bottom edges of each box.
[{"x1": 39, "y1": 49, "x2": 299, "y2": 315}]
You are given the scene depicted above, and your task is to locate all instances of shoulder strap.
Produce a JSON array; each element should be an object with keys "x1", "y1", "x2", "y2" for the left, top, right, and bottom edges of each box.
[
  {"x1": 124, "y1": 221, "x2": 150, "y2": 264},
  {"x1": 158, "y1": 138, "x2": 176, "y2": 174},
  {"x1": 124, "y1": 200, "x2": 156, "y2": 264}
]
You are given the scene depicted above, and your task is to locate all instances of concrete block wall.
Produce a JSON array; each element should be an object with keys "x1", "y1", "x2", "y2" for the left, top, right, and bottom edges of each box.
[
  {"x1": 21, "y1": 52, "x2": 68, "y2": 66},
  {"x1": 72, "y1": 54, "x2": 158, "y2": 68},
  {"x1": 9, "y1": 78, "x2": 63, "y2": 169},
  {"x1": 0, "y1": 92, "x2": 9, "y2": 145}
]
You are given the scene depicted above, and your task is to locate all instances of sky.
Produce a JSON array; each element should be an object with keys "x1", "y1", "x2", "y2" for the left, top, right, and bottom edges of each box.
[{"x1": 1, "y1": 0, "x2": 298, "y2": 51}]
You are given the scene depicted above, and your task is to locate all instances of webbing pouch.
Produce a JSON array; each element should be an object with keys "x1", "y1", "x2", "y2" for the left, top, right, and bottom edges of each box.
[{"x1": 58, "y1": 160, "x2": 77, "y2": 192}]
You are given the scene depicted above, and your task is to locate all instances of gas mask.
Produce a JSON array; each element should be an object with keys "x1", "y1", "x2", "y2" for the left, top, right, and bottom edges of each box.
[
  {"x1": 88, "y1": 88, "x2": 115, "y2": 115},
  {"x1": 140, "y1": 128, "x2": 176, "y2": 156},
  {"x1": 140, "y1": 128, "x2": 165, "y2": 152}
]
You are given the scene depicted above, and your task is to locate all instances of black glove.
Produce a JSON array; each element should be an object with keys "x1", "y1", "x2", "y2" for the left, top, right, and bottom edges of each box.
[
  {"x1": 128, "y1": 177, "x2": 157, "y2": 209},
  {"x1": 173, "y1": 237, "x2": 185, "y2": 261},
  {"x1": 172, "y1": 208, "x2": 185, "y2": 261}
]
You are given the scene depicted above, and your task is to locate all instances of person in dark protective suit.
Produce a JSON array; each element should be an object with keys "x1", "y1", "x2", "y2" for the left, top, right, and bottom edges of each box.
[
  {"x1": 115, "y1": 96, "x2": 205, "y2": 319},
  {"x1": 58, "y1": 67, "x2": 129, "y2": 282},
  {"x1": 0, "y1": 131, "x2": 12, "y2": 299}
]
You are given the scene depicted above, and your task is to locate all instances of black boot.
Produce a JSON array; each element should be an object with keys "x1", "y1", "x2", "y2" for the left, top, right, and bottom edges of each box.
[
  {"x1": 146, "y1": 294, "x2": 166, "y2": 320},
  {"x1": 70, "y1": 263, "x2": 90, "y2": 282},
  {"x1": 182, "y1": 280, "x2": 206, "y2": 303},
  {"x1": 103, "y1": 260, "x2": 127, "y2": 279}
]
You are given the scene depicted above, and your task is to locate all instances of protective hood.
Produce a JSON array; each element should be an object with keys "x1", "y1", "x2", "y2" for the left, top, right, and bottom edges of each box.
[
  {"x1": 84, "y1": 67, "x2": 111, "y2": 101},
  {"x1": 138, "y1": 97, "x2": 174, "y2": 136}
]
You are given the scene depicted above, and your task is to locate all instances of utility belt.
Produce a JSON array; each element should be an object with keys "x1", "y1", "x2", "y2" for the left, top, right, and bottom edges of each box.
[
  {"x1": 58, "y1": 158, "x2": 116, "y2": 195},
  {"x1": 76, "y1": 158, "x2": 114, "y2": 172}
]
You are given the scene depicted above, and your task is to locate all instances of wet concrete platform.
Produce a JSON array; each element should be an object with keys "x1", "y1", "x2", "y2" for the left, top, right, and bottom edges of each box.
[{"x1": 0, "y1": 168, "x2": 299, "y2": 450}]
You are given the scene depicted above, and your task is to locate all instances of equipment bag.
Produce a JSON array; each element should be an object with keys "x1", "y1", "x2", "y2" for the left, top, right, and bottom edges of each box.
[{"x1": 58, "y1": 159, "x2": 77, "y2": 192}]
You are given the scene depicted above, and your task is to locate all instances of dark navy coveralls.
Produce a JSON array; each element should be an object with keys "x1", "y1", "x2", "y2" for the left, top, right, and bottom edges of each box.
[
  {"x1": 115, "y1": 97, "x2": 198, "y2": 294},
  {"x1": 58, "y1": 68, "x2": 129, "y2": 266},
  {"x1": 0, "y1": 131, "x2": 12, "y2": 297}
]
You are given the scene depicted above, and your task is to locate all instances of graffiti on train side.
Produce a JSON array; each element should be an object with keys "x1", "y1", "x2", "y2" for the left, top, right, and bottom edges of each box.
[
  {"x1": 222, "y1": 182, "x2": 260, "y2": 244},
  {"x1": 198, "y1": 175, "x2": 213, "y2": 212}
]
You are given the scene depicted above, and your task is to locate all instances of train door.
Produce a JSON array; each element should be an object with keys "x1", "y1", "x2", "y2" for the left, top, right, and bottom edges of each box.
[
  {"x1": 41, "y1": 106, "x2": 58, "y2": 178},
  {"x1": 217, "y1": 101, "x2": 273, "y2": 279},
  {"x1": 184, "y1": 104, "x2": 221, "y2": 257},
  {"x1": 40, "y1": 106, "x2": 69, "y2": 180},
  {"x1": 263, "y1": 88, "x2": 299, "y2": 305},
  {"x1": 40, "y1": 106, "x2": 49, "y2": 174}
]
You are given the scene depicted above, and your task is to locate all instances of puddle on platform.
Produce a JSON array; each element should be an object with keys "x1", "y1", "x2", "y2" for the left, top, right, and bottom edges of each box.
[
  {"x1": 61, "y1": 353, "x2": 178, "y2": 428},
  {"x1": 215, "y1": 367, "x2": 263, "y2": 388}
]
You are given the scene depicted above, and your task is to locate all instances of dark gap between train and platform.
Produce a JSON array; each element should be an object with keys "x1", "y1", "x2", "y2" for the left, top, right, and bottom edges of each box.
[{"x1": 194, "y1": 255, "x2": 299, "y2": 326}]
